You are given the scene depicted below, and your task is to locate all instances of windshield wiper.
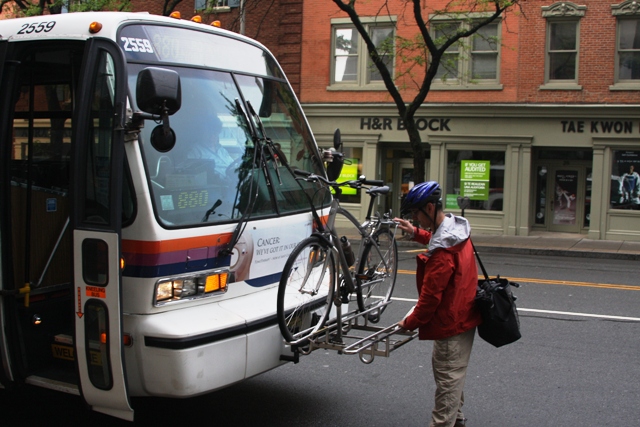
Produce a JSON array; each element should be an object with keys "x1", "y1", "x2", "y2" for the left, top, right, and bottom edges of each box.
[
  {"x1": 219, "y1": 99, "x2": 262, "y2": 258},
  {"x1": 202, "y1": 199, "x2": 222, "y2": 222},
  {"x1": 246, "y1": 100, "x2": 282, "y2": 185}
]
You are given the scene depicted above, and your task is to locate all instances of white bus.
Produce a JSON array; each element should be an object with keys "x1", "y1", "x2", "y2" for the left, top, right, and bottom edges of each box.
[{"x1": 0, "y1": 12, "x2": 330, "y2": 421}]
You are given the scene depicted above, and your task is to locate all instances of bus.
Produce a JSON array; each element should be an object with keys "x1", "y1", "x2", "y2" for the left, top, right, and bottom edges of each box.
[{"x1": 0, "y1": 12, "x2": 331, "y2": 421}]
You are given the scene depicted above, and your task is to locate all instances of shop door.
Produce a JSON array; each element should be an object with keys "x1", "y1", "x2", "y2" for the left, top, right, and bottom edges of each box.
[
  {"x1": 547, "y1": 166, "x2": 585, "y2": 233},
  {"x1": 393, "y1": 160, "x2": 414, "y2": 217}
]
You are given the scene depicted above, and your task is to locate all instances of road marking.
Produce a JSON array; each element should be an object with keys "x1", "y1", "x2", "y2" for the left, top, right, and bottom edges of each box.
[
  {"x1": 397, "y1": 270, "x2": 640, "y2": 291},
  {"x1": 505, "y1": 277, "x2": 640, "y2": 291},
  {"x1": 516, "y1": 308, "x2": 640, "y2": 322},
  {"x1": 389, "y1": 297, "x2": 640, "y2": 322}
]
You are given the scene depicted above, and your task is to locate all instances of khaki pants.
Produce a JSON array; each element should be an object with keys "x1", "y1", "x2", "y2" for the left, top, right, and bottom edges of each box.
[{"x1": 429, "y1": 327, "x2": 476, "y2": 427}]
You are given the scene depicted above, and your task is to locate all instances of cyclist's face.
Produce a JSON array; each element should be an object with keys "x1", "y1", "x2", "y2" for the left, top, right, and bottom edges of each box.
[{"x1": 411, "y1": 203, "x2": 435, "y2": 229}]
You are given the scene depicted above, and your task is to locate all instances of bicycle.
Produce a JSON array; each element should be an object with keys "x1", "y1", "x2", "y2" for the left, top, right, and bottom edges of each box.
[{"x1": 276, "y1": 170, "x2": 399, "y2": 347}]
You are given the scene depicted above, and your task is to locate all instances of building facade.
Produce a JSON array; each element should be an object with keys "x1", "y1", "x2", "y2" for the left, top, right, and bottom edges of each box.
[
  {"x1": 2, "y1": 0, "x2": 638, "y2": 239},
  {"x1": 0, "y1": 0, "x2": 303, "y2": 93},
  {"x1": 299, "y1": 0, "x2": 640, "y2": 240}
]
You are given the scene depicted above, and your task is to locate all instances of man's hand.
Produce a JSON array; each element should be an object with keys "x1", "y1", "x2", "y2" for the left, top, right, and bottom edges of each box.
[{"x1": 394, "y1": 217, "x2": 414, "y2": 237}]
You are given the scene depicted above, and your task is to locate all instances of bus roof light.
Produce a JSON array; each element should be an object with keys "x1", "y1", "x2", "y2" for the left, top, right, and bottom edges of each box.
[
  {"x1": 170, "y1": 11, "x2": 181, "y2": 19},
  {"x1": 89, "y1": 22, "x2": 103, "y2": 34},
  {"x1": 191, "y1": 15, "x2": 202, "y2": 23},
  {"x1": 211, "y1": 20, "x2": 221, "y2": 28}
]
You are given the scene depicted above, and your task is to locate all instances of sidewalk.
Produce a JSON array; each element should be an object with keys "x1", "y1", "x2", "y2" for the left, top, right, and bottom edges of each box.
[
  {"x1": 336, "y1": 228, "x2": 640, "y2": 261},
  {"x1": 470, "y1": 232, "x2": 640, "y2": 261}
]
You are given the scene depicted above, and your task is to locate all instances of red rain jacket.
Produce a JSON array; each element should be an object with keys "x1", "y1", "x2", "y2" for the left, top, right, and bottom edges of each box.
[{"x1": 403, "y1": 223, "x2": 482, "y2": 340}]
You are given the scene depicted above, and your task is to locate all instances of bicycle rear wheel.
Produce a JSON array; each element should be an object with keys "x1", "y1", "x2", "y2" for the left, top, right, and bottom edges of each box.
[
  {"x1": 356, "y1": 228, "x2": 398, "y2": 323},
  {"x1": 277, "y1": 236, "x2": 336, "y2": 345}
]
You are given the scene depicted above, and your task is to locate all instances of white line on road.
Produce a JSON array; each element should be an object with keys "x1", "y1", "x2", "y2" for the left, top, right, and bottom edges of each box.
[
  {"x1": 516, "y1": 308, "x2": 640, "y2": 322},
  {"x1": 389, "y1": 297, "x2": 640, "y2": 322}
]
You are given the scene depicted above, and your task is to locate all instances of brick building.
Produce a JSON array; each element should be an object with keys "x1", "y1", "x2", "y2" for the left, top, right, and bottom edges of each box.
[
  {"x1": 130, "y1": 0, "x2": 305, "y2": 95},
  {"x1": 299, "y1": 0, "x2": 640, "y2": 241},
  {"x1": 1, "y1": 0, "x2": 638, "y2": 239},
  {"x1": 0, "y1": 0, "x2": 303, "y2": 94}
]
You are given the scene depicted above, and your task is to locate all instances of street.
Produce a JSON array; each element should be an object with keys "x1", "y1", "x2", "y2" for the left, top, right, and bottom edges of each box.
[{"x1": 1, "y1": 250, "x2": 639, "y2": 426}]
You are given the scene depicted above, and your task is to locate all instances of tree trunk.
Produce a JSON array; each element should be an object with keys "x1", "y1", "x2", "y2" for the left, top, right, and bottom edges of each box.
[{"x1": 403, "y1": 112, "x2": 426, "y2": 184}]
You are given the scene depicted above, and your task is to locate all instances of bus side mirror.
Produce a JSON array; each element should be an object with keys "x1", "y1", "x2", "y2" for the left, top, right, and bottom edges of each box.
[
  {"x1": 136, "y1": 67, "x2": 181, "y2": 115},
  {"x1": 326, "y1": 128, "x2": 344, "y2": 182},
  {"x1": 333, "y1": 128, "x2": 342, "y2": 151},
  {"x1": 134, "y1": 67, "x2": 182, "y2": 152}
]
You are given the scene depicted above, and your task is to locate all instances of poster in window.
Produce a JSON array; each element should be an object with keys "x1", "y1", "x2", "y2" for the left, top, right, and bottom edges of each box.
[
  {"x1": 553, "y1": 170, "x2": 578, "y2": 225},
  {"x1": 337, "y1": 158, "x2": 359, "y2": 196},
  {"x1": 460, "y1": 160, "x2": 490, "y2": 200},
  {"x1": 611, "y1": 150, "x2": 640, "y2": 209}
]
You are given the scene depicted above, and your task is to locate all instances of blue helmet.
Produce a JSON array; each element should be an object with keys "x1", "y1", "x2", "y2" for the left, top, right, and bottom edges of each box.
[{"x1": 401, "y1": 181, "x2": 442, "y2": 215}]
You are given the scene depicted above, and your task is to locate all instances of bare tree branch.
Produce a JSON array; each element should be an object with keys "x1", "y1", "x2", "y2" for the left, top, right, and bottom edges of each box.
[
  {"x1": 332, "y1": 0, "x2": 407, "y2": 117},
  {"x1": 163, "y1": 0, "x2": 183, "y2": 16},
  {"x1": 249, "y1": 0, "x2": 276, "y2": 40},
  {"x1": 331, "y1": 0, "x2": 518, "y2": 183}
]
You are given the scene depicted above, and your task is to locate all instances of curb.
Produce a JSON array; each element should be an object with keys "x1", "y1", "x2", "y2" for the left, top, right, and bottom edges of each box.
[
  {"x1": 336, "y1": 230, "x2": 640, "y2": 261},
  {"x1": 471, "y1": 245, "x2": 640, "y2": 261},
  {"x1": 394, "y1": 238, "x2": 640, "y2": 261}
]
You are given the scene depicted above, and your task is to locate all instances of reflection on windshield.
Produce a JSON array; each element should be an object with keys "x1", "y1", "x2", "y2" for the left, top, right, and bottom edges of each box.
[
  {"x1": 128, "y1": 64, "x2": 327, "y2": 228},
  {"x1": 120, "y1": 24, "x2": 282, "y2": 78}
]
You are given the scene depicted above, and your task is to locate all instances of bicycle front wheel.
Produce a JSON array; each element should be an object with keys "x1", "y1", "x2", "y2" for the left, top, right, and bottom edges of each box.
[
  {"x1": 277, "y1": 236, "x2": 336, "y2": 345},
  {"x1": 356, "y1": 228, "x2": 398, "y2": 323}
]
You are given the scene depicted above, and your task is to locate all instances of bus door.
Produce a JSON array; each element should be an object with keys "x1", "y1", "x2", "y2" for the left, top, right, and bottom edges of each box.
[
  {"x1": 0, "y1": 39, "x2": 6, "y2": 82},
  {"x1": 0, "y1": 39, "x2": 10, "y2": 389},
  {"x1": 71, "y1": 39, "x2": 132, "y2": 421}
]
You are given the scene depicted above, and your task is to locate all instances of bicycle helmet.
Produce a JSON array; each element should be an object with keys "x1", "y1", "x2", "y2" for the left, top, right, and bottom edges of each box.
[{"x1": 400, "y1": 181, "x2": 442, "y2": 215}]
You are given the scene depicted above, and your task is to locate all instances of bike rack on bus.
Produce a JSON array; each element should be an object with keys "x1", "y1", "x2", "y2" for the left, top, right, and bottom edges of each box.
[{"x1": 281, "y1": 302, "x2": 418, "y2": 364}]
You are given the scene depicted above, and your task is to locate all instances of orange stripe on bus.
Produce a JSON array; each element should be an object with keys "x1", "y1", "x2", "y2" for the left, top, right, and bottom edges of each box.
[{"x1": 122, "y1": 233, "x2": 233, "y2": 254}]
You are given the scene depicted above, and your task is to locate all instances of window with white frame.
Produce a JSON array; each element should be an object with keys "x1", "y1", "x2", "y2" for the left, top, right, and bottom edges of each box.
[
  {"x1": 431, "y1": 16, "x2": 501, "y2": 88},
  {"x1": 612, "y1": 1, "x2": 640, "y2": 87},
  {"x1": 541, "y1": 2, "x2": 586, "y2": 88},
  {"x1": 195, "y1": 0, "x2": 238, "y2": 11},
  {"x1": 331, "y1": 18, "x2": 395, "y2": 89},
  {"x1": 547, "y1": 21, "x2": 579, "y2": 80}
]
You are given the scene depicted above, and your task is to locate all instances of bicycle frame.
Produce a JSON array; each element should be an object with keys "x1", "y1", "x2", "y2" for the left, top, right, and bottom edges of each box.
[
  {"x1": 278, "y1": 172, "x2": 416, "y2": 363},
  {"x1": 312, "y1": 185, "x2": 394, "y2": 286},
  {"x1": 303, "y1": 180, "x2": 397, "y2": 340}
]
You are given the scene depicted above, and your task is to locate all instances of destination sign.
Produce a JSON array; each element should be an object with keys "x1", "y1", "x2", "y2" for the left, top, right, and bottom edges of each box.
[{"x1": 118, "y1": 24, "x2": 282, "y2": 78}]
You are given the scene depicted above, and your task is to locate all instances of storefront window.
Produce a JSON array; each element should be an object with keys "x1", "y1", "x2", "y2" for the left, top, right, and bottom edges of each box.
[
  {"x1": 610, "y1": 150, "x2": 640, "y2": 210},
  {"x1": 446, "y1": 150, "x2": 505, "y2": 211},
  {"x1": 584, "y1": 168, "x2": 592, "y2": 227}
]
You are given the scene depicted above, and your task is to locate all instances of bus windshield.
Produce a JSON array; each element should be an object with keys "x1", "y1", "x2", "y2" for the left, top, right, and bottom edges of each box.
[{"x1": 124, "y1": 30, "x2": 327, "y2": 228}]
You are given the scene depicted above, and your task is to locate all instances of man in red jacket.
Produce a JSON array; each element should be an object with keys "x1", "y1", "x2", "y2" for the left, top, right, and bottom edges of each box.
[{"x1": 395, "y1": 181, "x2": 481, "y2": 427}]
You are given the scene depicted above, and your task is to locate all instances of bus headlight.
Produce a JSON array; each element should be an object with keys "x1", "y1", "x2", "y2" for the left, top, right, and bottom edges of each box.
[
  {"x1": 174, "y1": 279, "x2": 197, "y2": 298},
  {"x1": 156, "y1": 282, "x2": 173, "y2": 302},
  {"x1": 154, "y1": 269, "x2": 229, "y2": 306}
]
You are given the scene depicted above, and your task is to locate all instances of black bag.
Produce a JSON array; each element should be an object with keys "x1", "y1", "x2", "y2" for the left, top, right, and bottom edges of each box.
[
  {"x1": 470, "y1": 240, "x2": 522, "y2": 348},
  {"x1": 475, "y1": 276, "x2": 521, "y2": 347}
]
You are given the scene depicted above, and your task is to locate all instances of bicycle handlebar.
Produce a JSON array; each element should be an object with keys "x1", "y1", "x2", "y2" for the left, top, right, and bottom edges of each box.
[{"x1": 294, "y1": 168, "x2": 384, "y2": 188}]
